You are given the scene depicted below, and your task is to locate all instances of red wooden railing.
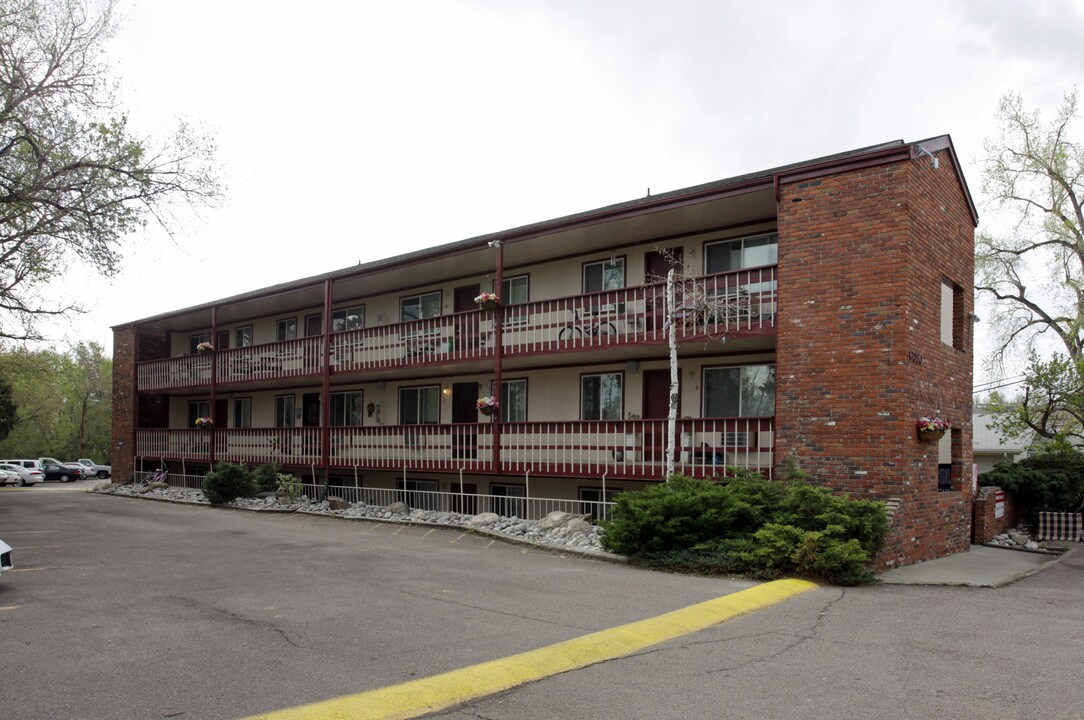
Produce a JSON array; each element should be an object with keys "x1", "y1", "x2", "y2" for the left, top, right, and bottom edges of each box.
[
  {"x1": 215, "y1": 337, "x2": 324, "y2": 383},
  {"x1": 135, "y1": 418, "x2": 774, "y2": 480},
  {"x1": 134, "y1": 267, "x2": 777, "y2": 391}
]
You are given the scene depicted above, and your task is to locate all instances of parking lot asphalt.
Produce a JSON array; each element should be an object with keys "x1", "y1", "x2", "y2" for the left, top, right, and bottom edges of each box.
[{"x1": 3, "y1": 485, "x2": 1082, "y2": 720}]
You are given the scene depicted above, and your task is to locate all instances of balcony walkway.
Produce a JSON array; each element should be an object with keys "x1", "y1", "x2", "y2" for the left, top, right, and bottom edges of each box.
[
  {"x1": 136, "y1": 268, "x2": 777, "y2": 392},
  {"x1": 136, "y1": 417, "x2": 775, "y2": 482}
]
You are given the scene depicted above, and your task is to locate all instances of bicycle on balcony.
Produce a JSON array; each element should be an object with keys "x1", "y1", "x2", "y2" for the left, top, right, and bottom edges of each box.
[{"x1": 558, "y1": 306, "x2": 619, "y2": 342}]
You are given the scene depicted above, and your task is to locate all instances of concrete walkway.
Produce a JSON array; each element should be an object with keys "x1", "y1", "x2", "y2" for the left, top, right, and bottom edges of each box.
[{"x1": 878, "y1": 543, "x2": 1075, "y2": 587}]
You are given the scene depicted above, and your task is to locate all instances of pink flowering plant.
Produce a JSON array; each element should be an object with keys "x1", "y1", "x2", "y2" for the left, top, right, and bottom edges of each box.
[
  {"x1": 474, "y1": 292, "x2": 501, "y2": 308},
  {"x1": 476, "y1": 396, "x2": 500, "y2": 411},
  {"x1": 194, "y1": 416, "x2": 215, "y2": 429},
  {"x1": 916, "y1": 416, "x2": 950, "y2": 433}
]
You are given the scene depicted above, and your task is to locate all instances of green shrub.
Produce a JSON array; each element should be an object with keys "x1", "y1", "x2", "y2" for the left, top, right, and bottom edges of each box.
[
  {"x1": 980, "y1": 442, "x2": 1084, "y2": 521},
  {"x1": 251, "y1": 462, "x2": 282, "y2": 492},
  {"x1": 276, "y1": 472, "x2": 303, "y2": 499},
  {"x1": 601, "y1": 472, "x2": 888, "y2": 586},
  {"x1": 203, "y1": 463, "x2": 258, "y2": 504}
]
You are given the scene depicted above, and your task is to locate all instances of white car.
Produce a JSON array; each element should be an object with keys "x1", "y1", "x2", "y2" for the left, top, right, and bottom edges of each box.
[
  {"x1": 0, "y1": 466, "x2": 19, "y2": 486},
  {"x1": 0, "y1": 538, "x2": 13, "y2": 577},
  {"x1": 0, "y1": 462, "x2": 44, "y2": 486}
]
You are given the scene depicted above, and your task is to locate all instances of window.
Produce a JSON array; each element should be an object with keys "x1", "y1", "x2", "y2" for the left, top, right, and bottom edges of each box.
[
  {"x1": 583, "y1": 258, "x2": 625, "y2": 293},
  {"x1": 330, "y1": 391, "x2": 363, "y2": 427},
  {"x1": 501, "y1": 379, "x2": 527, "y2": 423},
  {"x1": 581, "y1": 373, "x2": 622, "y2": 420},
  {"x1": 235, "y1": 325, "x2": 253, "y2": 347},
  {"x1": 276, "y1": 318, "x2": 297, "y2": 342},
  {"x1": 187, "y1": 400, "x2": 210, "y2": 427},
  {"x1": 401, "y1": 291, "x2": 441, "y2": 322},
  {"x1": 275, "y1": 395, "x2": 295, "y2": 427},
  {"x1": 703, "y1": 364, "x2": 776, "y2": 417},
  {"x1": 941, "y1": 279, "x2": 963, "y2": 349},
  {"x1": 188, "y1": 334, "x2": 210, "y2": 354},
  {"x1": 491, "y1": 483, "x2": 526, "y2": 517},
  {"x1": 399, "y1": 386, "x2": 439, "y2": 425},
  {"x1": 332, "y1": 306, "x2": 365, "y2": 332},
  {"x1": 233, "y1": 398, "x2": 252, "y2": 429},
  {"x1": 579, "y1": 486, "x2": 621, "y2": 520},
  {"x1": 501, "y1": 275, "x2": 529, "y2": 305},
  {"x1": 704, "y1": 232, "x2": 778, "y2": 274}
]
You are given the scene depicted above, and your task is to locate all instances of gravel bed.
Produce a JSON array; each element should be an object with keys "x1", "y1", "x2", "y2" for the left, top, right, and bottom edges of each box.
[{"x1": 92, "y1": 483, "x2": 620, "y2": 560}]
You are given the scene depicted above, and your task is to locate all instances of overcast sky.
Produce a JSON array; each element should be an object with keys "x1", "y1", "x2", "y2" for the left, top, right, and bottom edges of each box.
[{"x1": 50, "y1": 0, "x2": 1084, "y2": 388}]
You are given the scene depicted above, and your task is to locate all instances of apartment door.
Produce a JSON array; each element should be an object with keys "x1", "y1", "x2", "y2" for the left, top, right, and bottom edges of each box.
[
  {"x1": 216, "y1": 330, "x2": 230, "y2": 351},
  {"x1": 301, "y1": 393, "x2": 321, "y2": 459},
  {"x1": 450, "y1": 482, "x2": 478, "y2": 515},
  {"x1": 454, "y1": 284, "x2": 481, "y2": 350},
  {"x1": 642, "y1": 369, "x2": 676, "y2": 465},
  {"x1": 452, "y1": 381, "x2": 479, "y2": 459},
  {"x1": 644, "y1": 248, "x2": 683, "y2": 331},
  {"x1": 304, "y1": 314, "x2": 322, "y2": 337}
]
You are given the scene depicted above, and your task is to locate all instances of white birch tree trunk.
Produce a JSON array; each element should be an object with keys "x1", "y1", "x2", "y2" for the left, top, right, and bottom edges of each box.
[{"x1": 665, "y1": 269, "x2": 678, "y2": 479}]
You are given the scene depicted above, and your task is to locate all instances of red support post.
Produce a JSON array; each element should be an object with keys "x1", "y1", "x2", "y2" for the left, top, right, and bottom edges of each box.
[
  {"x1": 321, "y1": 279, "x2": 333, "y2": 482},
  {"x1": 493, "y1": 241, "x2": 504, "y2": 472}
]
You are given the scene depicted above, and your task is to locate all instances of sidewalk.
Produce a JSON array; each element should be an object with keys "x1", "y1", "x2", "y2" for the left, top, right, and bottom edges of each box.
[{"x1": 877, "y1": 544, "x2": 1074, "y2": 587}]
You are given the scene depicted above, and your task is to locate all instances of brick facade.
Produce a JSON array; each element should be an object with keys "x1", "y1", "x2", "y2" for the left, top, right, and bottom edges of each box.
[
  {"x1": 110, "y1": 325, "x2": 136, "y2": 483},
  {"x1": 775, "y1": 147, "x2": 974, "y2": 569}
]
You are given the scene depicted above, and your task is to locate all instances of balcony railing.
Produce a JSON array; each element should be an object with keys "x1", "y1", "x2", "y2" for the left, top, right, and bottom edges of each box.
[
  {"x1": 134, "y1": 417, "x2": 774, "y2": 481},
  {"x1": 134, "y1": 267, "x2": 777, "y2": 391}
]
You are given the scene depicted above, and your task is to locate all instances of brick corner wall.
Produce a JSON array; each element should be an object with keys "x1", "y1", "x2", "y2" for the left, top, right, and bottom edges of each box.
[
  {"x1": 775, "y1": 147, "x2": 974, "y2": 570},
  {"x1": 111, "y1": 325, "x2": 136, "y2": 483}
]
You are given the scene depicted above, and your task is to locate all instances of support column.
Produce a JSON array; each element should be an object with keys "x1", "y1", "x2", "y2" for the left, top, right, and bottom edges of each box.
[
  {"x1": 492, "y1": 241, "x2": 505, "y2": 473},
  {"x1": 209, "y1": 306, "x2": 218, "y2": 466},
  {"x1": 321, "y1": 279, "x2": 333, "y2": 482}
]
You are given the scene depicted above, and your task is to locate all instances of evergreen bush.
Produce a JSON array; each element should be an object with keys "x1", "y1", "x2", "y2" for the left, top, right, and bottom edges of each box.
[
  {"x1": 202, "y1": 463, "x2": 258, "y2": 504},
  {"x1": 251, "y1": 462, "x2": 282, "y2": 492},
  {"x1": 601, "y1": 472, "x2": 889, "y2": 586},
  {"x1": 980, "y1": 441, "x2": 1084, "y2": 522}
]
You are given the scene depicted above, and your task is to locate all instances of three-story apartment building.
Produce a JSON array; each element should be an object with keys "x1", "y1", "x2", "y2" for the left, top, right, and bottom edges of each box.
[{"x1": 111, "y1": 135, "x2": 976, "y2": 568}]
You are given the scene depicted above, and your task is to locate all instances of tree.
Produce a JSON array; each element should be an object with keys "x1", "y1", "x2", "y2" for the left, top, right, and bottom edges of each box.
[
  {"x1": 977, "y1": 89, "x2": 1084, "y2": 442},
  {"x1": 0, "y1": 342, "x2": 111, "y2": 458},
  {"x1": 0, "y1": 0, "x2": 219, "y2": 340},
  {"x1": 0, "y1": 369, "x2": 15, "y2": 440}
]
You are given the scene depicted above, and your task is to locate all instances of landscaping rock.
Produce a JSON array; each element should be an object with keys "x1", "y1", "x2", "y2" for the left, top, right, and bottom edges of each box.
[
  {"x1": 327, "y1": 495, "x2": 352, "y2": 511},
  {"x1": 469, "y1": 512, "x2": 500, "y2": 527},
  {"x1": 386, "y1": 501, "x2": 409, "y2": 514},
  {"x1": 538, "y1": 511, "x2": 575, "y2": 529}
]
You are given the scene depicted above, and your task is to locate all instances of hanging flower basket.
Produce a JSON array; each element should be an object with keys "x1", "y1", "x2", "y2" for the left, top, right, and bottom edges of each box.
[
  {"x1": 194, "y1": 417, "x2": 215, "y2": 430},
  {"x1": 476, "y1": 396, "x2": 499, "y2": 416},
  {"x1": 474, "y1": 292, "x2": 501, "y2": 311},
  {"x1": 196, "y1": 342, "x2": 215, "y2": 354},
  {"x1": 916, "y1": 416, "x2": 949, "y2": 441}
]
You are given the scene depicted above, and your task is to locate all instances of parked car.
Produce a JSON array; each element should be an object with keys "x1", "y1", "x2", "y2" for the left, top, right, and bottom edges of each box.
[
  {"x1": 0, "y1": 460, "x2": 44, "y2": 486},
  {"x1": 0, "y1": 465, "x2": 19, "y2": 486},
  {"x1": 0, "y1": 538, "x2": 12, "y2": 577},
  {"x1": 77, "y1": 458, "x2": 111, "y2": 479},
  {"x1": 40, "y1": 462, "x2": 81, "y2": 483}
]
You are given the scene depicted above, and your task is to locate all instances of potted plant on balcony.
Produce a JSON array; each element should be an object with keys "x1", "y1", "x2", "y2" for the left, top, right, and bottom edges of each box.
[
  {"x1": 195, "y1": 416, "x2": 215, "y2": 430},
  {"x1": 476, "y1": 396, "x2": 500, "y2": 417},
  {"x1": 474, "y1": 292, "x2": 501, "y2": 311},
  {"x1": 916, "y1": 416, "x2": 949, "y2": 441},
  {"x1": 196, "y1": 341, "x2": 215, "y2": 354}
]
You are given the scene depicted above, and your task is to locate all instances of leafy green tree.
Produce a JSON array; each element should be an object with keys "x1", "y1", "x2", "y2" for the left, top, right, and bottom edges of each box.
[
  {"x1": 977, "y1": 89, "x2": 1084, "y2": 442},
  {"x1": 0, "y1": 0, "x2": 220, "y2": 340},
  {"x1": 0, "y1": 371, "x2": 15, "y2": 440},
  {"x1": 0, "y1": 342, "x2": 111, "y2": 458}
]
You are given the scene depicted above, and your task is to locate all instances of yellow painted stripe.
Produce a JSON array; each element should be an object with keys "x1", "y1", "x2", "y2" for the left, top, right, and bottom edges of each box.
[
  {"x1": 241, "y1": 578, "x2": 817, "y2": 720},
  {"x1": 0, "y1": 605, "x2": 20, "y2": 611}
]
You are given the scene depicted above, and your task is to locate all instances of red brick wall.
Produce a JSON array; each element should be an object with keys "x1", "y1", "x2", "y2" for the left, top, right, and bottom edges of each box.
[
  {"x1": 111, "y1": 325, "x2": 136, "y2": 483},
  {"x1": 775, "y1": 148, "x2": 974, "y2": 569},
  {"x1": 972, "y1": 486, "x2": 1018, "y2": 543}
]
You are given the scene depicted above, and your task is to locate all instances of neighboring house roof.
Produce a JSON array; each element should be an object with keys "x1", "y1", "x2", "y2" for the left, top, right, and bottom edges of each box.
[{"x1": 973, "y1": 411, "x2": 1029, "y2": 455}]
